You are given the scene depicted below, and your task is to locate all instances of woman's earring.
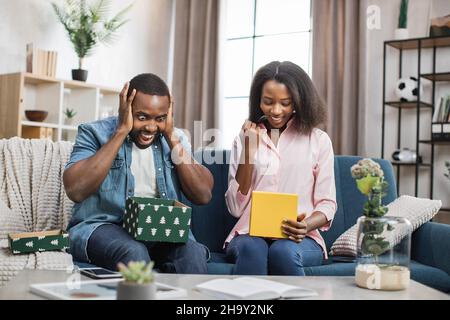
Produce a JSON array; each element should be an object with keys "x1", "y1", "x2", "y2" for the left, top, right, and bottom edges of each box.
[{"x1": 293, "y1": 110, "x2": 297, "y2": 114}]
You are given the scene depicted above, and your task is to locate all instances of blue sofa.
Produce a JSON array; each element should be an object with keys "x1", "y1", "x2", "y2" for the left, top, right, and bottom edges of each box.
[{"x1": 183, "y1": 150, "x2": 450, "y2": 293}]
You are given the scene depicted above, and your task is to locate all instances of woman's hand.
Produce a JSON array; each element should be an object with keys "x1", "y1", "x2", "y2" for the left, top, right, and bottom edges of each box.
[
  {"x1": 241, "y1": 120, "x2": 262, "y2": 164},
  {"x1": 117, "y1": 82, "x2": 136, "y2": 135},
  {"x1": 282, "y1": 213, "x2": 308, "y2": 243}
]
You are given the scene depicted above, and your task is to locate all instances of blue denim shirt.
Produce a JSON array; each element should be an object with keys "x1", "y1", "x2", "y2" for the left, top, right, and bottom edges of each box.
[{"x1": 65, "y1": 117, "x2": 192, "y2": 262}]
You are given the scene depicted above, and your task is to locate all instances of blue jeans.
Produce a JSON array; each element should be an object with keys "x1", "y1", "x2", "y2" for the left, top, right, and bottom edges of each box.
[
  {"x1": 87, "y1": 224, "x2": 208, "y2": 274},
  {"x1": 226, "y1": 235, "x2": 323, "y2": 275}
]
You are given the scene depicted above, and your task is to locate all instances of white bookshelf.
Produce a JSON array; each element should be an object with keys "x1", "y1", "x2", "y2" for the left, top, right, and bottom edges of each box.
[{"x1": 0, "y1": 72, "x2": 119, "y2": 142}]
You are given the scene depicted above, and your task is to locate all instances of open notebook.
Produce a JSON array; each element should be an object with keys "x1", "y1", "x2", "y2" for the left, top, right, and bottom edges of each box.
[{"x1": 195, "y1": 277, "x2": 317, "y2": 300}]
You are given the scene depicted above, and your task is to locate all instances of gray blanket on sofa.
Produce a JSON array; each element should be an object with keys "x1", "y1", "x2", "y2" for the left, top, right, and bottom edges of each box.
[{"x1": 0, "y1": 137, "x2": 74, "y2": 286}]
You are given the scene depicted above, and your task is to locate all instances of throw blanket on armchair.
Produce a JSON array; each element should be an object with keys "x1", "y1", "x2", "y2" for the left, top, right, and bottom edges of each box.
[{"x1": 0, "y1": 137, "x2": 74, "y2": 286}]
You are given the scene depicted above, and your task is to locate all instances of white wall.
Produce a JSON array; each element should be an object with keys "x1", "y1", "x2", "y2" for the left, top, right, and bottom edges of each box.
[
  {"x1": 359, "y1": 0, "x2": 450, "y2": 206},
  {"x1": 0, "y1": 0, "x2": 173, "y2": 88}
]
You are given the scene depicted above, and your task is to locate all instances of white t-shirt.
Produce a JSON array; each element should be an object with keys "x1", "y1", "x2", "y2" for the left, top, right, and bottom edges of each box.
[{"x1": 130, "y1": 143, "x2": 158, "y2": 197}]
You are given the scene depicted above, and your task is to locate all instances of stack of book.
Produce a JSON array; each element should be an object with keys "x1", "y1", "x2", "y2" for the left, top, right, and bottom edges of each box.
[
  {"x1": 26, "y1": 43, "x2": 58, "y2": 78},
  {"x1": 432, "y1": 95, "x2": 450, "y2": 141}
]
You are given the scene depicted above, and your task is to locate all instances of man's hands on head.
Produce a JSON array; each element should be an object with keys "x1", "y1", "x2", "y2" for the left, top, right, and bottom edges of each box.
[
  {"x1": 117, "y1": 82, "x2": 136, "y2": 136},
  {"x1": 161, "y1": 95, "x2": 175, "y2": 142}
]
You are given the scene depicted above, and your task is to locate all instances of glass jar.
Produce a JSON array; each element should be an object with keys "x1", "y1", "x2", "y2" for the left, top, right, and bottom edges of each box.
[{"x1": 355, "y1": 216, "x2": 412, "y2": 291}]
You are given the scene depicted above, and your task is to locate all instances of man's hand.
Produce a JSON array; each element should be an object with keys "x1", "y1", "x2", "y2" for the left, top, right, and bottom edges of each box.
[
  {"x1": 282, "y1": 213, "x2": 307, "y2": 243},
  {"x1": 117, "y1": 82, "x2": 136, "y2": 135},
  {"x1": 162, "y1": 96, "x2": 175, "y2": 141}
]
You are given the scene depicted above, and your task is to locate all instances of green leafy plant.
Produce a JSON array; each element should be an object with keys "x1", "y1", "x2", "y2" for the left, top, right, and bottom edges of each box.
[
  {"x1": 398, "y1": 0, "x2": 409, "y2": 29},
  {"x1": 351, "y1": 159, "x2": 390, "y2": 259},
  {"x1": 445, "y1": 161, "x2": 450, "y2": 181},
  {"x1": 117, "y1": 261, "x2": 155, "y2": 285},
  {"x1": 64, "y1": 108, "x2": 77, "y2": 119},
  {"x1": 51, "y1": 0, "x2": 133, "y2": 69}
]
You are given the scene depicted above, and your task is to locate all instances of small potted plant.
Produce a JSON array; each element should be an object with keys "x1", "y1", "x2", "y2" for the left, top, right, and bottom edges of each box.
[
  {"x1": 395, "y1": 0, "x2": 409, "y2": 39},
  {"x1": 116, "y1": 261, "x2": 156, "y2": 300},
  {"x1": 51, "y1": 0, "x2": 132, "y2": 81},
  {"x1": 64, "y1": 108, "x2": 77, "y2": 125}
]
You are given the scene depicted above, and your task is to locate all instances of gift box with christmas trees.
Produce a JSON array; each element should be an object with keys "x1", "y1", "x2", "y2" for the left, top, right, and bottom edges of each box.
[
  {"x1": 123, "y1": 197, "x2": 192, "y2": 243},
  {"x1": 8, "y1": 230, "x2": 69, "y2": 254}
]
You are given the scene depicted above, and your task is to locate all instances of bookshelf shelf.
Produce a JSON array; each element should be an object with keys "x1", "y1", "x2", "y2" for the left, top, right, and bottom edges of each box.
[
  {"x1": 391, "y1": 161, "x2": 432, "y2": 167},
  {"x1": 386, "y1": 35, "x2": 450, "y2": 50},
  {"x1": 385, "y1": 101, "x2": 433, "y2": 109},
  {"x1": 421, "y1": 72, "x2": 450, "y2": 82}
]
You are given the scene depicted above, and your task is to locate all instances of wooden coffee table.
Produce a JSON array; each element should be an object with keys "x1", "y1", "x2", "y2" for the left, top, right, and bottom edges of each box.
[{"x1": 0, "y1": 269, "x2": 448, "y2": 300}]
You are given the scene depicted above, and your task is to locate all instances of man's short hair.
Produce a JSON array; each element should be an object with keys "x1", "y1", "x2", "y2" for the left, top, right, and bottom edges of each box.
[{"x1": 127, "y1": 73, "x2": 170, "y2": 98}]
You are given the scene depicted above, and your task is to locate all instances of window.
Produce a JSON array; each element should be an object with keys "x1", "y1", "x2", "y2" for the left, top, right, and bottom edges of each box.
[{"x1": 219, "y1": 0, "x2": 312, "y2": 148}]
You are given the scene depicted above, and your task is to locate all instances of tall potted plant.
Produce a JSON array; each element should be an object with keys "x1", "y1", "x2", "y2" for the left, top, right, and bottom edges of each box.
[
  {"x1": 51, "y1": 0, "x2": 132, "y2": 81},
  {"x1": 116, "y1": 261, "x2": 156, "y2": 300},
  {"x1": 352, "y1": 159, "x2": 412, "y2": 291},
  {"x1": 395, "y1": 0, "x2": 409, "y2": 39}
]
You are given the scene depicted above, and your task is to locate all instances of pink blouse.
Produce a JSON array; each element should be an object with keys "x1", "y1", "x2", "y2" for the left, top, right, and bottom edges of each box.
[{"x1": 224, "y1": 121, "x2": 337, "y2": 258}]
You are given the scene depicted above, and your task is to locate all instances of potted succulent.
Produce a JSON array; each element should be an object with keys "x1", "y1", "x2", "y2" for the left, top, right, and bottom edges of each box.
[
  {"x1": 395, "y1": 0, "x2": 409, "y2": 40},
  {"x1": 352, "y1": 159, "x2": 412, "y2": 291},
  {"x1": 64, "y1": 108, "x2": 77, "y2": 125},
  {"x1": 51, "y1": 0, "x2": 132, "y2": 81},
  {"x1": 116, "y1": 261, "x2": 156, "y2": 300}
]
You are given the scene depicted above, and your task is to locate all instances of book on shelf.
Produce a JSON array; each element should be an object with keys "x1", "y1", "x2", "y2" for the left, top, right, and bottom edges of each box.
[
  {"x1": 21, "y1": 126, "x2": 53, "y2": 140},
  {"x1": 432, "y1": 123, "x2": 450, "y2": 140},
  {"x1": 25, "y1": 43, "x2": 57, "y2": 77},
  {"x1": 433, "y1": 95, "x2": 450, "y2": 123},
  {"x1": 195, "y1": 277, "x2": 317, "y2": 300},
  {"x1": 432, "y1": 97, "x2": 444, "y2": 122}
]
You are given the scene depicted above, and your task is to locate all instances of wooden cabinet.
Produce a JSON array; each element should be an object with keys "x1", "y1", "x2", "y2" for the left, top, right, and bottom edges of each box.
[{"x1": 0, "y1": 72, "x2": 119, "y2": 142}]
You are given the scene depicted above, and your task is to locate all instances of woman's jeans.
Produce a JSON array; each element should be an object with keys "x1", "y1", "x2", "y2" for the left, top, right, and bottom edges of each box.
[
  {"x1": 226, "y1": 234, "x2": 323, "y2": 275},
  {"x1": 87, "y1": 224, "x2": 208, "y2": 274}
]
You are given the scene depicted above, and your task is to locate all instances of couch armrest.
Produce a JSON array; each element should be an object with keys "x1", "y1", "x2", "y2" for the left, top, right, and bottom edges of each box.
[{"x1": 411, "y1": 222, "x2": 450, "y2": 276}]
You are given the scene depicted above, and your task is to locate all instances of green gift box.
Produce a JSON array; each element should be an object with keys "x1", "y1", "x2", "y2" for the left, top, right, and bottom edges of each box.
[
  {"x1": 123, "y1": 197, "x2": 192, "y2": 243},
  {"x1": 8, "y1": 230, "x2": 69, "y2": 255}
]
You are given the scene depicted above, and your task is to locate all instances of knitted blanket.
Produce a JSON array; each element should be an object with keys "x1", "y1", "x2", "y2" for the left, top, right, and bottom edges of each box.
[{"x1": 0, "y1": 137, "x2": 74, "y2": 286}]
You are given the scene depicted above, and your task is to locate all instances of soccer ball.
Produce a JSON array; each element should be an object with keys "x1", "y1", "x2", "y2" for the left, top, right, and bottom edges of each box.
[{"x1": 395, "y1": 77, "x2": 423, "y2": 102}]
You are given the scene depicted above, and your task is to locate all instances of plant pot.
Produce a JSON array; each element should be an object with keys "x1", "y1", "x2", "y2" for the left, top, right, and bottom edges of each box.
[
  {"x1": 72, "y1": 69, "x2": 88, "y2": 82},
  {"x1": 394, "y1": 28, "x2": 409, "y2": 40},
  {"x1": 64, "y1": 118, "x2": 74, "y2": 126},
  {"x1": 116, "y1": 281, "x2": 156, "y2": 300},
  {"x1": 355, "y1": 216, "x2": 412, "y2": 291}
]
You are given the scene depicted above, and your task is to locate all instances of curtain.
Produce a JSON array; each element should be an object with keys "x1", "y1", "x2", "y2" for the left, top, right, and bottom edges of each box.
[
  {"x1": 171, "y1": 0, "x2": 220, "y2": 148},
  {"x1": 312, "y1": 0, "x2": 360, "y2": 156}
]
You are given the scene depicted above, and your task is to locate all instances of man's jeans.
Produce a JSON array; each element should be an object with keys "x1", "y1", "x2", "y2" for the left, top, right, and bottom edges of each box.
[
  {"x1": 226, "y1": 235, "x2": 323, "y2": 275},
  {"x1": 87, "y1": 224, "x2": 208, "y2": 274}
]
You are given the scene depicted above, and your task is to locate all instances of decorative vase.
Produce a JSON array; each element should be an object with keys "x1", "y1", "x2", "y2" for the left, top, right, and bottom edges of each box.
[
  {"x1": 394, "y1": 28, "x2": 409, "y2": 40},
  {"x1": 116, "y1": 281, "x2": 156, "y2": 300},
  {"x1": 355, "y1": 216, "x2": 412, "y2": 291},
  {"x1": 72, "y1": 69, "x2": 88, "y2": 82}
]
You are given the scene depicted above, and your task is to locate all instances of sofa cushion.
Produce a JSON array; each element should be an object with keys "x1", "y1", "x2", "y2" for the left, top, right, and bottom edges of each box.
[
  {"x1": 207, "y1": 262, "x2": 234, "y2": 275},
  {"x1": 329, "y1": 196, "x2": 442, "y2": 257}
]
